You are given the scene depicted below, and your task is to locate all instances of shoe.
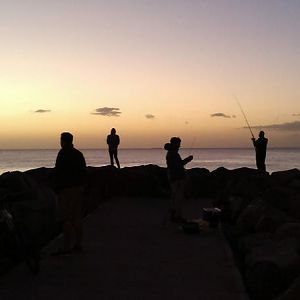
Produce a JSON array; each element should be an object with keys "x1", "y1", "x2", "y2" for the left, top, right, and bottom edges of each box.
[{"x1": 51, "y1": 249, "x2": 72, "y2": 256}]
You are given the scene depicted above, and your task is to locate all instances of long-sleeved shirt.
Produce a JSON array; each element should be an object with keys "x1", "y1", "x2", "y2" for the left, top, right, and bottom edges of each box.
[
  {"x1": 166, "y1": 149, "x2": 188, "y2": 181},
  {"x1": 107, "y1": 134, "x2": 120, "y2": 151},
  {"x1": 55, "y1": 146, "x2": 86, "y2": 190},
  {"x1": 252, "y1": 137, "x2": 268, "y2": 160}
]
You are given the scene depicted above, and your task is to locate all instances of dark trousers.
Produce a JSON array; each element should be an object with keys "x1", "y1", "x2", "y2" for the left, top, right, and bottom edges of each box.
[
  {"x1": 109, "y1": 150, "x2": 120, "y2": 168},
  {"x1": 256, "y1": 157, "x2": 266, "y2": 172}
]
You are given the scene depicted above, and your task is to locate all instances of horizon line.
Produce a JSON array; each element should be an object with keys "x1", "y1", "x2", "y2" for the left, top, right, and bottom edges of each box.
[{"x1": 1, "y1": 147, "x2": 300, "y2": 151}]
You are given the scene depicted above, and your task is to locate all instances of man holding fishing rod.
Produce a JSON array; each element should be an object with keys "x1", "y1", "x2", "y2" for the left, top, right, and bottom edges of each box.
[
  {"x1": 236, "y1": 97, "x2": 268, "y2": 172},
  {"x1": 252, "y1": 131, "x2": 268, "y2": 172}
]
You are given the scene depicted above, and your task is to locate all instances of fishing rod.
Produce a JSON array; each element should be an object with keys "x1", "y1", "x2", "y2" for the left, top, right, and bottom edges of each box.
[
  {"x1": 189, "y1": 136, "x2": 196, "y2": 149},
  {"x1": 234, "y1": 95, "x2": 255, "y2": 139}
]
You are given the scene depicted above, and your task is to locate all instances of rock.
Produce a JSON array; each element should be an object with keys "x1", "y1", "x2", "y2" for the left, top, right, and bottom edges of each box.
[
  {"x1": 245, "y1": 261, "x2": 283, "y2": 300},
  {"x1": 25, "y1": 167, "x2": 55, "y2": 188},
  {"x1": 238, "y1": 232, "x2": 273, "y2": 257},
  {"x1": 209, "y1": 167, "x2": 232, "y2": 197},
  {"x1": 289, "y1": 179, "x2": 300, "y2": 190},
  {"x1": 271, "y1": 169, "x2": 300, "y2": 185},
  {"x1": 0, "y1": 172, "x2": 57, "y2": 246},
  {"x1": 255, "y1": 207, "x2": 292, "y2": 233},
  {"x1": 223, "y1": 196, "x2": 250, "y2": 223},
  {"x1": 288, "y1": 193, "x2": 300, "y2": 220},
  {"x1": 275, "y1": 276, "x2": 300, "y2": 300},
  {"x1": 245, "y1": 238, "x2": 300, "y2": 300},
  {"x1": 231, "y1": 167, "x2": 259, "y2": 177},
  {"x1": 231, "y1": 177, "x2": 260, "y2": 201},
  {"x1": 236, "y1": 198, "x2": 267, "y2": 234},
  {"x1": 262, "y1": 187, "x2": 296, "y2": 212},
  {"x1": 0, "y1": 171, "x2": 38, "y2": 193},
  {"x1": 116, "y1": 165, "x2": 168, "y2": 197},
  {"x1": 12, "y1": 185, "x2": 57, "y2": 244},
  {"x1": 185, "y1": 168, "x2": 210, "y2": 197},
  {"x1": 274, "y1": 222, "x2": 300, "y2": 242}
]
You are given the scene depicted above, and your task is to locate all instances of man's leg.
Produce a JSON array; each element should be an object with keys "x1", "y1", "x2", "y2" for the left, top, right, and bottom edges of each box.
[
  {"x1": 55, "y1": 189, "x2": 74, "y2": 254},
  {"x1": 109, "y1": 151, "x2": 114, "y2": 166},
  {"x1": 114, "y1": 151, "x2": 120, "y2": 168},
  {"x1": 169, "y1": 180, "x2": 185, "y2": 221},
  {"x1": 72, "y1": 187, "x2": 83, "y2": 249},
  {"x1": 257, "y1": 158, "x2": 266, "y2": 172},
  {"x1": 174, "y1": 180, "x2": 184, "y2": 218}
]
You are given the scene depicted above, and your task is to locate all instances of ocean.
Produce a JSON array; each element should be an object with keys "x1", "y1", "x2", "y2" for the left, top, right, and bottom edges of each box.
[{"x1": 0, "y1": 148, "x2": 299, "y2": 175}]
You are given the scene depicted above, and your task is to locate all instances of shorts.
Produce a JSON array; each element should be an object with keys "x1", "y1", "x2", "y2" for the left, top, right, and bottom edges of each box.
[{"x1": 58, "y1": 186, "x2": 83, "y2": 222}]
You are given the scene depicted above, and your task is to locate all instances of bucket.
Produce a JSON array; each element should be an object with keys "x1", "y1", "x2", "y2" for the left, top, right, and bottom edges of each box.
[{"x1": 202, "y1": 207, "x2": 222, "y2": 228}]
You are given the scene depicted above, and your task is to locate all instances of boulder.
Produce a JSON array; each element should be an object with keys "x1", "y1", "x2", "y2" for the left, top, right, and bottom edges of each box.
[
  {"x1": 245, "y1": 238, "x2": 300, "y2": 300},
  {"x1": 262, "y1": 187, "x2": 296, "y2": 212},
  {"x1": 289, "y1": 179, "x2": 300, "y2": 190},
  {"x1": 275, "y1": 276, "x2": 300, "y2": 300},
  {"x1": 0, "y1": 171, "x2": 38, "y2": 194},
  {"x1": 223, "y1": 196, "x2": 250, "y2": 223},
  {"x1": 11, "y1": 185, "x2": 57, "y2": 244},
  {"x1": 238, "y1": 232, "x2": 273, "y2": 257},
  {"x1": 274, "y1": 222, "x2": 300, "y2": 243},
  {"x1": 230, "y1": 177, "x2": 260, "y2": 201},
  {"x1": 271, "y1": 169, "x2": 300, "y2": 185},
  {"x1": 288, "y1": 194, "x2": 300, "y2": 220},
  {"x1": 255, "y1": 207, "x2": 292, "y2": 234},
  {"x1": 185, "y1": 168, "x2": 210, "y2": 197},
  {"x1": 245, "y1": 261, "x2": 283, "y2": 300},
  {"x1": 236, "y1": 198, "x2": 267, "y2": 234}
]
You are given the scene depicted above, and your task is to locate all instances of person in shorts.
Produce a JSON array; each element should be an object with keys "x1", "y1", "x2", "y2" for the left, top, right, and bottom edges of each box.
[{"x1": 53, "y1": 132, "x2": 86, "y2": 255}]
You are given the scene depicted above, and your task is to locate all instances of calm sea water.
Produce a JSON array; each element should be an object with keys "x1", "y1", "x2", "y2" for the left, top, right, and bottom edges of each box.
[{"x1": 0, "y1": 148, "x2": 299, "y2": 175}]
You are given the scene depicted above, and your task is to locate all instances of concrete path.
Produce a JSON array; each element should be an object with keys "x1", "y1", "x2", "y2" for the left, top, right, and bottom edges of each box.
[{"x1": 0, "y1": 197, "x2": 249, "y2": 300}]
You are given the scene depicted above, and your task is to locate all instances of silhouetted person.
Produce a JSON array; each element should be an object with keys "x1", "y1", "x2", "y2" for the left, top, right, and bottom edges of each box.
[
  {"x1": 252, "y1": 131, "x2": 268, "y2": 172},
  {"x1": 164, "y1": 137, "x2": 193, "y2": 223},
  {"x1": 53, "y1": 132, "x2": 86, "y2": 255},
  {"x1": 107, "y1": 128, "x2": 120, "y2": 168}
]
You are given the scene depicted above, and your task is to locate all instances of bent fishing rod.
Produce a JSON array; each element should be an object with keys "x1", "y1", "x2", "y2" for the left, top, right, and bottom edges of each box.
[{"x1": 234, "y1": 95, "x2": 255, "y2": 139}]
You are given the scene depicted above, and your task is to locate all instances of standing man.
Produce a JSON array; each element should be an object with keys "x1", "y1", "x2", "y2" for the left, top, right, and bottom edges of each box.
[
  {"x1": 164, "y1": 137, "x2": 193, "y2": 223},
  {"x1": 53, "y1": 132, "x2": 86, "y2": 255},
  {"x1": 252, "y1": 131, "x2": 268, "y2": 172},
  {"x1": 107, "y1": 128, "x2": 120, "y2": 168}
]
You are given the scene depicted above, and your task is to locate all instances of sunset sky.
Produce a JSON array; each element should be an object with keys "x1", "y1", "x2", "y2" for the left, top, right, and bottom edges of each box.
[{"x1": 1, "y1": 0, "x2": 300, "y2": 149}]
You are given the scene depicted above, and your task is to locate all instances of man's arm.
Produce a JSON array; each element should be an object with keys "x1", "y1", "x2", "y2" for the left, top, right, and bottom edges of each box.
[{"x1": 182, "y1": 155, "x2": 193, "y2": 165}]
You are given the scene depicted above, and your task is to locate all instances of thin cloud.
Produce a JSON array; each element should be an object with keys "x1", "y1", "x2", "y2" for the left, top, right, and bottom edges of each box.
[
  {"x1": 145, "y1": 114, "x2": 155, "y2": 120},
  {"x1": 91, "y1": 107, "x2": 121, "y2": 117},
  {"x1": 211, "y1": 112, "x2": 231, "y2": 118},
  {"x1": 248, "y1": 121, "x2": 300, "y2": 131},
  {"x1": 34, "y1": 109, "x2": 51, "y2": 113}
]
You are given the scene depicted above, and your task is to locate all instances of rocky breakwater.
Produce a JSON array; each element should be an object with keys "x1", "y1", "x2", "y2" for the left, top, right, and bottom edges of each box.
[
  {"x1": 0, "y1": 170, "x2": 57, "y2": 273},
  {"x1": 214, "y1": 167, "x2": 300, "y2": 300},
  {"x1": 1, "y1": 164, "x2": 300, "y2": 300},
  {"x1": 0, "y1": 165, "x2": 171, "y2": 274}
]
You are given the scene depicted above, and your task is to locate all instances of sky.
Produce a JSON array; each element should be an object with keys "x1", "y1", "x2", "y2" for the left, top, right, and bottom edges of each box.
[{"x1": 1, "y1": 0, "x2": 300, "y2": 149}]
